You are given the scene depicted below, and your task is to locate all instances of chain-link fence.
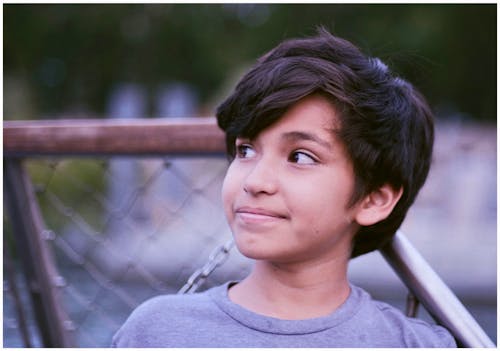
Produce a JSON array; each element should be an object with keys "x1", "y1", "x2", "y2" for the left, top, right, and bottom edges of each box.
[
  {"x1": 4, "y1": 156, "x2": 253, "y2": 347},
  {"x1": 4, "y1": 118, "x2": 496, "y2": 347},
  {"x1": 3, "y1": 118, "x2": 255, "y2": 347}
]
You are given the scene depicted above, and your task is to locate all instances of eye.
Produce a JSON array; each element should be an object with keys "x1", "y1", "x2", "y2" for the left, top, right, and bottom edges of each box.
[
  {"x1": 289, "y1": 151, "x2": 317, "y2": 165},
  {"x1": 236, "y1": 144, "x2": 257, "y2": 159}
]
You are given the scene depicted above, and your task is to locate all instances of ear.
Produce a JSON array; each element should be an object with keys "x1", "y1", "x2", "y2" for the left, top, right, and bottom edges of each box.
[{"x1": 354, "y1": 184, "x2": 403, "y2": 226}]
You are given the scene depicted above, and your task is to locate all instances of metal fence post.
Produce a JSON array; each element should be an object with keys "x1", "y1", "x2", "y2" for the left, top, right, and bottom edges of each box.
[
  {"x1": 4, "y1": 158, "x2": 74, "y2": 347},
  {"x1": 381, "y1": 231, "x2": 495, "y2": 348}
]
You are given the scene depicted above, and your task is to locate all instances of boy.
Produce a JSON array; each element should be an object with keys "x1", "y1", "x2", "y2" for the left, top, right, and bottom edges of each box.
[{"x1": 112, "y1": 28, "x2": 456, "y2": 347}]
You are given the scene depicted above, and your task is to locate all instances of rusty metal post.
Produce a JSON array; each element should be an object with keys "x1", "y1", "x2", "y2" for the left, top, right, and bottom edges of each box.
[
  {"x1": 3, "y1": 237, "x2": 33, "y2": 347},
  {"x1": 4, "y1": 158, "x2": 74, "y2": 347},
  {"x1": 404, "y1": 292, "x2": 420, "y2": 318}
]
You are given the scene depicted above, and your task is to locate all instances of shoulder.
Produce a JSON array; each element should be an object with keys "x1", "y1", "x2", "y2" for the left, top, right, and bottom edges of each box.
[
  {"x1": 111, "y1": 290, "x2": 217, "y2": 347},
  {"x1": 351, "y1": 286, "x2": 456, "y2": 347},
  {"x1": 130, "y1": 292, "x2": 209, "y2": 319},
  {"x1": 374, "y1": 299, "x2": 456, "y2": 347}
]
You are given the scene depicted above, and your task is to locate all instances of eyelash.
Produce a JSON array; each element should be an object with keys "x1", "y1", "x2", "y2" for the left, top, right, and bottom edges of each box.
[
  {"x1": 289, "y1": 151, "x2": 318, "y2": 164},
  {"x1": 235, "y1": 144, "x2": 255, "y2": 159},
  {"x1": 235, "y1": 143, "x2": 318, "y2": 165}
]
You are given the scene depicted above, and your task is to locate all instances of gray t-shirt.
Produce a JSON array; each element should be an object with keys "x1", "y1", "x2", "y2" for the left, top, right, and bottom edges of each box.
[{"x1": 112, "y1": 282, "x2": 456, "y2": 348}]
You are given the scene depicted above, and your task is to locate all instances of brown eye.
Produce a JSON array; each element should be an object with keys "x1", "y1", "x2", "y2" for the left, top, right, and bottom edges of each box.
[
  {"x1": 289, "y1": 151, "x2": 317, "y2": 164},
  {"x1": 236, "y1": 144, "x2": 256, "y2": 159}
]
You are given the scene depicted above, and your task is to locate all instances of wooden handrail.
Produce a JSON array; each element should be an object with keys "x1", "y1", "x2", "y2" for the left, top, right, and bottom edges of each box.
[{"x1": 4, "y1": 118, "x2": 226, "y2": 156}]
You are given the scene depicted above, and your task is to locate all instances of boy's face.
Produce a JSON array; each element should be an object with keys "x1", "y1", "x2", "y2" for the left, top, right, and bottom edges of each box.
[{"x1": 222, "y1": 94, "x2": 363, "y2": 264}]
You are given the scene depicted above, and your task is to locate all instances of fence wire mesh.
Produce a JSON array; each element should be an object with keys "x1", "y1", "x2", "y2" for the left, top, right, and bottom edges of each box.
[
  {"x1": 3, "y1": 120, "x2": 497, "y2": 347},
  {"x1": 4, "y1": 156, "x2": 252, "y2": 347}
]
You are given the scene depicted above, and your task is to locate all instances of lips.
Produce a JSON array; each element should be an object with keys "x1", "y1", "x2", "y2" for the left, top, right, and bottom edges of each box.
[{"x1": 234, "y1": 206, "x2": 288, "y2": 221}]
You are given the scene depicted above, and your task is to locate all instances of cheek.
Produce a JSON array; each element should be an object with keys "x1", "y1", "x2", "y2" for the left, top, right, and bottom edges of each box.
[
  {"x1": 291, "y1": 180, "x2": 353, "y2": 224},
  {"x1": 221, "y1": 164, "x2": 239, "y2": 220}
]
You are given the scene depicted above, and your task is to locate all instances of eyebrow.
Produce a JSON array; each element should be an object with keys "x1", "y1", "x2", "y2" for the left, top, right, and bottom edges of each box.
[{"x1": 281, "y1": 131, "x2": 333, "y2": 150}]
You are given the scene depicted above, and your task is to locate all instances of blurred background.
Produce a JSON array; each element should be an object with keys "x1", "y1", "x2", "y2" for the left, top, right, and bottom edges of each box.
[
  {"x1": 3, "y1": 3, "x2": 497, "y2": 121},
  {"x1": 3, "y1": 3, "x2": 496, "y2": 347}
]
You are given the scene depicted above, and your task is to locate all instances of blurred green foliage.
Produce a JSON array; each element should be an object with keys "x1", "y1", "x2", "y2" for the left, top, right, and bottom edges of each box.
[
  {"x1": 4, "y1": 4, "x2": 496, "y2": 121},
  {"x1": 26, "y1": 159, "x2": 108, "y2": 233}
]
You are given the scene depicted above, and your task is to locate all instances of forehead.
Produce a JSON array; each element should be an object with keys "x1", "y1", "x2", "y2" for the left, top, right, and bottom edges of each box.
[{"x1": 259, "y1": 94, "x2": 341, "y2": 140}]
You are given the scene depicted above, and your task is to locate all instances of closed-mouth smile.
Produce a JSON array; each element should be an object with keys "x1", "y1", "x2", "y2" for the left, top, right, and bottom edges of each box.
[{"x1": 235, "y1": 207, "x2": 288, "y2": 222}]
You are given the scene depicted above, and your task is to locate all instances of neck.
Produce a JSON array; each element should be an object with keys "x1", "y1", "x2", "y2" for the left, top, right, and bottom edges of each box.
[{"x1": 228, "y1": 253, "x2": 351, "y2": 320}]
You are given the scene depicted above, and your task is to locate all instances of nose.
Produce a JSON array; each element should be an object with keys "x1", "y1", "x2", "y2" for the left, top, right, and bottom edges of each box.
[{"x1": 243, "y1": 157, "x2": 279, "y2": 196}]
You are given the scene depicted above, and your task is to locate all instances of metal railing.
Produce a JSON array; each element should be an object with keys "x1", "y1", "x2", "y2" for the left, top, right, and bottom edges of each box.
[
  {"x1": 381, "y1": 232, "x2": 494, "y2": 347},
  {"x1": 3, "y1": 118, "x2": 495, "y2": 348}
]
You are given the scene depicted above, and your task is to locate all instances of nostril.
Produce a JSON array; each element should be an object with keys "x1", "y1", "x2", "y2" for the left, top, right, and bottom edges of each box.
[{"x1": 243, "y1": 175, "x2": 278, "y2": 196}]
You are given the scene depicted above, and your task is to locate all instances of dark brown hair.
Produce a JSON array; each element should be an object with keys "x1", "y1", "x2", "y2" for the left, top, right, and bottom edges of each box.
[{"x1": 216, "y1": 28, "x2": 434, "y2": 257}]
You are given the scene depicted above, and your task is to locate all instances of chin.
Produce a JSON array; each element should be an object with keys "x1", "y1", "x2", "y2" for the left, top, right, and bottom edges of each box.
[
  {"x1": 234, "y1": 240, "x2": 265, "y2": 260},
  {"x1": 234, "y1": 237, "x2": 275, "y2": 261},
  {"x1": 234, "y1": 239, "x2": 296, "y2": 263}
]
